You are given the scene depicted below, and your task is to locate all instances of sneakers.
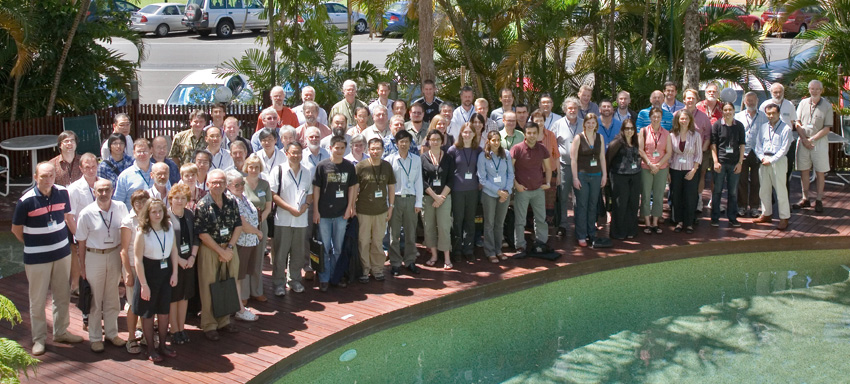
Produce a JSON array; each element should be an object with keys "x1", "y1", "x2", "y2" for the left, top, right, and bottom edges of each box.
[
  {"x1": 750, "y1": 209, "x2": 762, "y2": 218},
  {"x1": 289, "y1": 281, "x2": 305, "y2": 293},
  {"x1": 358, "y1": 276, "x2": 370, "y2": 284},
  {"x1": 710, "y1": 220, "x2": 719, "y2": 227},
  {"x1": 32, "y1": 341, "x2": 45, "y2": 356},
  {"x1": 235, "y1": 309, "x2": 258, "y2": 322},
  {"x1": 777, "y1": 218, "x2": 789, "y2": 230},
  {"x1": 374, "y1": 274, "x2": 386, "y2": 281},
  {"x1": 320, "y1": 282, "x2": 329, "y2": 292},
  {"x1": 737, "y1": 208, "x2": 747, "y2": 217},
  {"x1": 274, "y1": 285, "x2": 286, "y2": 297},
  {"x1": 815, "y1": 200, "x2": 824, "y2": 213},
  {"x1": 91, "y1": 341, "x2": 105, "y2": 353},
  {"x1": 109, "y1": 336, "x2": 126, "y2": 347},
  {"x1": 730, "y1": 220, "x2": 741, "y2": 228},
  {"x1": 54, "y1": 332, "x2": 83, "y2": 344}
]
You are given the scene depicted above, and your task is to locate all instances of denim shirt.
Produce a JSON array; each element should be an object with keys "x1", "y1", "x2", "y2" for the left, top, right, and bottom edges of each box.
[{"x1": 477, "y1": 151, "x2": 514, "y2": 198}]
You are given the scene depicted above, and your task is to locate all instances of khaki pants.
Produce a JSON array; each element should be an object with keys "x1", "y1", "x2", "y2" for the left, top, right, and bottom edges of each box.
[
  {"x1": 422, "y1": 195, "x2": 452, "y2": 252},
  {"x1": 272, "y1": 225, "x2": 306, "y2": 288},
  {"x1": 85, "y1": 248, "x2": 122, "y2": 342},
  {"x1": 197, "y1": 244, "x2": 238, "y2": 332},
  {"x1": 759, "y1": 156, "x2": 791, "y2": 219},
  {"x1": 358, "y1": 212, "x2": 388, "y2": 277},
  {"x1": 25, "y1": 255, "x2": 72, "y2": 344}
]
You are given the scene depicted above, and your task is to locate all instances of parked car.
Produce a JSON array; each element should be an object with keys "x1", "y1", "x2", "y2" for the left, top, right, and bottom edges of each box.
[
  {"x1": 182, "y1": 0, "x2": 267, "y2": 38},
  {"x1": 86, "y1": 0, "x2": 139, "y2": 22},
  {"x1": 131, "y1": 3, "x2": 189, "y2": 37},
  {"x1": 700, "y1": 4, "x2": 761, "y2": 31},
  {"x1": 296, "y1": 3, "x2": 368, "y2": 33},
  {"x1": 160, "y1": 69, "x2": 255, "y2": 105},
  {"x1": 761, "y1": 5, "x2": 828, "y2": 36},
  {"x1": 382, "y1": 1, "x2": 408, "y2": 36}
]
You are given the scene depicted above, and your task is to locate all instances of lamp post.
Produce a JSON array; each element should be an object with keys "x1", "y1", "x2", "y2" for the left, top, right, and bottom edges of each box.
[{"x1": 347, "y1": 3, "x2": 353, "y2": 71}]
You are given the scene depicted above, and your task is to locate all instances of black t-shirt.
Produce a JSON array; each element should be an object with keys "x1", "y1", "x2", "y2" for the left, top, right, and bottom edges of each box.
[
  {"x1": 710, "y1": 120, "x2": 746, "y2": 164},
  {"x1": 414, "y1": 97, "x2": 443, "y2": 124},
  {"x1": 312, "y1": 159, "x2": 358, "y2": 218}
]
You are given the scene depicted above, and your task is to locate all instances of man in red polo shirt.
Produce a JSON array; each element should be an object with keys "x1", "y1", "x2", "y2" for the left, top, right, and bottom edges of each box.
[
  {"x1": 256, "y1": 86, "x2": 299, "y2": 131},
  {"x1": 510, "y1": 122, "x2": 552, "y2": 256}
]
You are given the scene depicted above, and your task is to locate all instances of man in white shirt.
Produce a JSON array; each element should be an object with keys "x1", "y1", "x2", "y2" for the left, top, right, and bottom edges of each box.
[
  {"x1": 68, "y1": 153, "x2": 100, "y2": 294},
  {"x1": 759, "y1": 83, "x2": 798, "y2": 208},
  {"x1": 551, "y1": 97, "x2": 582, "y2": 236},
  {"x1": 753, "y1": 103, "x2": 793, "y2": 230},
  {"x1": 451, "y1": 86, "x2": 476, "y2": 136},
  {"x1": 76, "y1": 179, "x2": 130, "y2": 352},
  {"x1": 303, "y1": 126, "x2": 331, "y2": 169},
  {"x1": 205, "y1": 127, "x2": 234, "y2": 171},
  {"x1": 386, "y1": 129, "x2": 423, "y2": 277},
  {"x1": 793, "y1": 80, "x2": 833, "y2": 213},
  {"x1": 146, "y1": 162, "x2": 171, "y2": 207},
  {"x1": 270, "y1": 142, "x2": 313, "y2": 295},
  {"x1": 368, "y1": 82, "x2": 394, "y2": 121},
  {"x1": 101, "y1": 113, "x2": 134, "y2": 160},
  {"x1": 292, "y1": 85, "x2": 329, "y2": 126},
  {"x1": 539, "y1": 93, "x2": 562, "y2": 131}
]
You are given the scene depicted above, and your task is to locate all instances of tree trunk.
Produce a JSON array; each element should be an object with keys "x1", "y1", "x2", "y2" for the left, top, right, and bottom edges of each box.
[
  {"x1": 640, "y1": 0, "x2": 650, "y2": 57},
  {"x1": 651, "y1": 0, "x2": 662, "y2": 57},
  {"x1": 682, "y1": 0, "x2": 700, "y2": 90},
  {"x1": 418, "y1": 0, "x2": 435, "y2": 83},
  {"x1": 435, "y1": 0, "x2": 479, "y2": 96},
  {"x1": 608, "y1": 0, "x2": 615, "y2": 97},
  {"x1": 10, "y1": 76, "x2": 21, "y2": 122},
  {"x1": 268, "y1": 0, "x2": 276, "y2": 88},
  {"x1": 46, "y1": 0, "x2": 90, "y2": 116}
]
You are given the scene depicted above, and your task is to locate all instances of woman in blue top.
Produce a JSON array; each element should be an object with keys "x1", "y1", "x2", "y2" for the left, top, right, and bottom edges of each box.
[
  {"x1": 477, "y1": 131, "x2": 514, "y2": 262},
  {"x1": 447, "y1": 122, "x2": 482, "y2": 262}
]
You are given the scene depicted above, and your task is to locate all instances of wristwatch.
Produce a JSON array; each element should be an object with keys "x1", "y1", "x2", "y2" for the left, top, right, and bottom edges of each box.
[{"x1": 226, "y1": 244, "x2": 234, "y2": 250}]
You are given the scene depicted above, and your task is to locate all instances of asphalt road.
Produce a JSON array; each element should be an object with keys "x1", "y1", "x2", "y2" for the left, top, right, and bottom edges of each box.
[{"x1": 105, "y1": 32, "x2": 805, "y2": 104}]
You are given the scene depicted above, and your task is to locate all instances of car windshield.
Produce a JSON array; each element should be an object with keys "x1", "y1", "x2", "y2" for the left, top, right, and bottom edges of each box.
[
  {"x1": 167, "y1": 84, "x2": 253, "y2": 105},
  {"x1": 386, "y1": 2, "x2": 406, "y2": 13},
  {"x1": 187, "y1": 0, "x2": 204, "y2": 6},
  {"x1": 140, "y1": 5, "x2": 160, "y2": 13}
]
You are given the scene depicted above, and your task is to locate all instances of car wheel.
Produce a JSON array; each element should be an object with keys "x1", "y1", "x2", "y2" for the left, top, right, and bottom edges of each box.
[
  {"x1": 155, "y1": 23, "x2": 169, "y2": 37},
  {"x1": 798, "y1": 23, "x2": 807, "y2": 34},
  {"x1": 217, "y1": 20, "x2": 234, "y2": 38},
  {"x1": 355, "y1": 19, "x2": 367, "y2": 34},
  {"x1": 752, "y1": 21, "x2": 759, "y2": 32}
]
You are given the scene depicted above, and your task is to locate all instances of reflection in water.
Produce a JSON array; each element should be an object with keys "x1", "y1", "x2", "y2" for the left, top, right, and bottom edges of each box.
[{"x1": 281, "y1": 250, "x2": 850, "y2": 383}]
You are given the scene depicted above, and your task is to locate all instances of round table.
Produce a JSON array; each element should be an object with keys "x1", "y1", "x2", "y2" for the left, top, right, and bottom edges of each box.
[{"x1": 0, "y1": 134, "x2": 58, "y2": 187}]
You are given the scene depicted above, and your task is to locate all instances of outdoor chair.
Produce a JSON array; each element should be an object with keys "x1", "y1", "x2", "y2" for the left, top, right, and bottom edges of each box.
[
  {"x1": 62, "y1": 115, "x2": 101, "y2": 158},
  {"x1": 0, "y1": 153, "x2": 9, "y2": 196}
]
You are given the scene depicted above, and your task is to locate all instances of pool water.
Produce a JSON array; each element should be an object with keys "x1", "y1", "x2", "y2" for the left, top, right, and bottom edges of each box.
[
  {"x1": 280, "y1": 250, "x2": 850, "y2": 383},
  {"x1": 0, "y1": 233, "x2": 25, "y2": 278}
]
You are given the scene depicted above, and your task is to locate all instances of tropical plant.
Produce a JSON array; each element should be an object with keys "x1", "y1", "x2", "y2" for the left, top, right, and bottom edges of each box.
[
  {"x1": 0, "y1": 294, "x2": 39, "y2": 383},
  {"x1": 0, "y1": 0, "x2": 143, "y2": 121}
]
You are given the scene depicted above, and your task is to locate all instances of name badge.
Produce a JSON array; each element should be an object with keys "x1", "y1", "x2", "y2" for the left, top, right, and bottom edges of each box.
[
  {"x1": 160, "y1": 259, "x2": 168, "y2": 270},
  {"x1": 805, "y1": 124, "x2": 814, "y2": 129},
  {"x1": 494, "y1": 176, "x2": 502, "y2": 183},
  {"x1": 180, "y1": 244, "x2": 190, "y2": 254},
  {"x1": 589, "y1": 159, "x2": 598, "y2": 167},
  {"x1": 464, "y1": 172, "x2": 473, "y2": 180},
  {"x1": 678, "y1": 157, "x2": 687, "y2": 164},
  {"x1": 257, "y1": 191, "x2": 266, "y2": 197},
  {"x1": 433, "y1": 179, "x2": 441, "y2": 187},
  {"x1": 375, "y1": 190, "x2": 383, "y2": 198},
  {"x1": 765, "y1": 143, "x2": 773, "y2": 152},
  {"x1": 220, "y1": 227, "x2": 230, "y2": 237},
  {"x1": 47, "y1": 219, "x2": 57, "y2": 229},
  {"x1": 336, "y1": 190, "x2": 344, "y2": 198},
  {"x1": 631, "y1": 162, "x2": 638, "y2": 169},
  {"x1": 104, "y1": 237, "x2": 114, "y2": 244},
  {"x1": 652, "y1": 151, "x2": 660, "y2": 157},
  {"x1": 725, "y1": 147, "x2": 733, "y2": 154}
]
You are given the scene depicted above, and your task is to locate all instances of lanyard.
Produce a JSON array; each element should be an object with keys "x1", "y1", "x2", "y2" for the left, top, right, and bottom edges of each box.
[
  {"x1": 98, "y1": 209, "x2": 113, "y2": 232},
  {"x1": 137, "y1": 169, "x2": 151, "y2": 188},
  {"x1": 491, "y1": 153, "x2": 501, "y2": 172},
  {"x1": 460, "y1": 147, "x2": 474, "y2": 169},
  {"x1": 650, "y1": 127, "x2": 661, "y2": 147},
  {"x1": 462, "y1": 107, "x2": 473, "y2": 122},
  {"x1": 289, "y1": 169, "x2": 302, "y2": 189},
  {"x1": 584, "y1": 132, "x2": 595, "y2": 150},
  {"x1": 309, "y1": 152, "x2": 324, "y2": 166},
  {"x1": 768, "y1": 121, "x2": 782, "y2": 144},
  {"x1": 545, "y1": 114, "x2": 554, "y2": 130},
  {"x1": 264, "y1": 149, "x2": 277, "y2": 170},
  {"x1": 369, "y1": 161, "x2": 383, "y2": 185},
  {"x1": 213, "y1": 151, "x2": 223, "y2": 169},
  {"x1": 505, "y1": 133, "x2": 516, "y2": 148},
  {"x1": 397, "y1": 157, "x2": 412, "y2": 182},
  {"x1": 745, "y1": 113, "x2": 756, "y2": 131},
  {"x1": 809, "y1": 97, "x2": 821, "y2": 120},
  {"x1": 568, "y1": 120, "x2": 579, "y2": 138},
  {"x1": 616, "y1": 110, "x2": 630, "y2": 122},
  {"x1": 152, "y1": 229, "x2": 167, "y2": 258}
]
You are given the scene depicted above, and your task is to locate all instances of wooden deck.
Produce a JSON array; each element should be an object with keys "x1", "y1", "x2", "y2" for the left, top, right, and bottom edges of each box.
[{"x1": 2, "y1": 177, "x2": 850, "y2": 383}]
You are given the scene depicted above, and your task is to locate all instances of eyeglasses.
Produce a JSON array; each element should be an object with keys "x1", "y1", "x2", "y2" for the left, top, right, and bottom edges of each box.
[{"x1": 231, "y1": 182, "x2": 245, "y2": 187}]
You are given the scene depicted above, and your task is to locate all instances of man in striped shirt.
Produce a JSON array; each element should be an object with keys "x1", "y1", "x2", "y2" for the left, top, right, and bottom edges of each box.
[{"x1": 12, "y1": 162, "x2": 84, "y2": 356}]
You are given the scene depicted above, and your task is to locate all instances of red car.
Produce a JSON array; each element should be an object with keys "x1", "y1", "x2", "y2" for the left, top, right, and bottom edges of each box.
[
  {"x1": 700, "y1": 4, "x2": 761, "y2": 31},
  {"x1": 761, "y1": 5, "x2": 828, "y2": 35}
]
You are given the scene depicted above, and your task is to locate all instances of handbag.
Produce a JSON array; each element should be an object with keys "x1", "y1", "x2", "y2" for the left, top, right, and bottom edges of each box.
[
  {"x1": 76, "y1": 277, "x2": 92, "y2": 315},
  {"x1": 268, "y1": 165, "x2": 284, "y2": 239},
  {"x1": 309, "y1": 226, "x2": 325, "y2": 273},
  {"x1": 209, "y1": 262, "x2": 240, "y2": 318}
]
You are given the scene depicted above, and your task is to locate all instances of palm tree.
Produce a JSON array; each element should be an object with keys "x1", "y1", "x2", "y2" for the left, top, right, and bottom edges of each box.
[
  {"x1": 417, "y1": 0, "x2": 436, "y2": 83},
  {"x1": 46, "y1": 0, "x2": 91, "y2": 116},
  {"x1": 0, "y1": 4, "x2": 35, "y2": 122}
]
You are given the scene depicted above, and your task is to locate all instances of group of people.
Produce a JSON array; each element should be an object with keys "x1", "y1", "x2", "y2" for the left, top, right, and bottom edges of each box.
[{"x1": 12, "y1": 77, "x2": 833, "y2": 362}]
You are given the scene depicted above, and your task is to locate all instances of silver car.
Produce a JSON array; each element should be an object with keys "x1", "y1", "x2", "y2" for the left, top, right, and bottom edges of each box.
[{"x1": 131, "y1": 3, "x2": 189, "y2": 37}]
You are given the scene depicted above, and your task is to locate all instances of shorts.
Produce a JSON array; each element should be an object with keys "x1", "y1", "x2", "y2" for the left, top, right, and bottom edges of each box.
[{"x1": 796, "y1": 138, "x2": 830, "y2": 173}]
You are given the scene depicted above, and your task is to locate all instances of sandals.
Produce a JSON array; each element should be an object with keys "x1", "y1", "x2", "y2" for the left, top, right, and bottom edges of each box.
[
  {"x1": 443, "y1": 262, "x2": 453, "y2": 270},
  {"x1": 644, "y1": 227, "x2": 654, "y2": 235},
  {"x1": 654, "y1": 227, "x2": 662, "y2": 234},
  {"x1": 149, "y1": 350, "x2": 163, "y2": 363},
  {"x1": 674, "y1": 224, "x2": 683, "y2": 233},
  {"x1": 126, "y1": 338, "x2": 142, "y2": 354},
  {"x1": 488, "y1": 256, "x2": 499, "y2": 264},
  {"x1": 498, "y1": 254, "x2": 508, "y2": 261},
  {"x1": 425, "y1": 259, "x2": 437, "y2": 267},
  {"x1": 685, "y1": 226, "x2": 694, "y2": 234}
]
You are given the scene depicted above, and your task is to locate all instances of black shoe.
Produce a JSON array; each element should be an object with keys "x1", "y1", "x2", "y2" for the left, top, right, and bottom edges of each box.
[
  {"x1": 730, "y1": 220, "x2": 741, "y2": 228},
  {"x1": 792, "y1": 199, "x2": 811, "y2": 210},
  {"x1": 407, "y1": 264, "x2": 421, "y2": 274},
  {"x1": 320, "y1": 282, "x2": 329, "y2": 292},
  {"x1": 374, "y1": 274, "x2": 385, "y2": 281},
  {"x1": 710, "y1": 220, "x2": 719, "y2": 227},
  {"x1": 815, "y1": 200, "x2": 824, "y2": 213},
  {"x1": 391, "y1": 267, "x2": 400, "y2": 277},
  {"x1": 336, "y1": 280, "x2": 347, "y2": 288},
  {"x1": 557, "y1": 227, "x2": 567, "y2": 237},
  {"x1": 358, "y1": 276, "x2": 370, "y2": 284}
]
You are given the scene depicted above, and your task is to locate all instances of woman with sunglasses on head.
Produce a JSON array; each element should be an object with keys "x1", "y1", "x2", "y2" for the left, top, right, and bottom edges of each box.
[{"x1": 605, "y1": 119, "x2": 642, "y2": 240}]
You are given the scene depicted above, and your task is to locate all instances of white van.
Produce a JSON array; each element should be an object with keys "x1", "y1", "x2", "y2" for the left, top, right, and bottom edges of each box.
[{"x1": 183, "y1": 0, "x2": 267, "y2": 38}]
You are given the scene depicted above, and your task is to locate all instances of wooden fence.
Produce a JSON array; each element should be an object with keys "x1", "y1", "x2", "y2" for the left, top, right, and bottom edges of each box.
[{"x1": 0, "y1": 104, "x2": 262, "y2": 178}]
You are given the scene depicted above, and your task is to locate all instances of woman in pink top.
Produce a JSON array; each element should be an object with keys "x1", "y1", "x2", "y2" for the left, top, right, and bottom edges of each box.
[
  {"x1": 669, "y1": 110, "x2": 703, "y2": 234},
  {"x1": 638, "y1": 107, "x2": 672, "y2": 234}
]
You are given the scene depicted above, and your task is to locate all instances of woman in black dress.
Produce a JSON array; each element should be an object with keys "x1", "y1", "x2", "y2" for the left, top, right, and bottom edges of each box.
[
  {"x1": 167, "y1": 183, "x2": 198, "y2": 345},
  {"x1": 134, "y1": 199, "x2": 180, "y2": 363}
]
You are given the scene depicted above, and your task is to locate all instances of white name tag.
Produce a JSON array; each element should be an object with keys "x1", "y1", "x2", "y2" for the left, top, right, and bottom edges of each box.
[
  {"x1": 257, "y1": 191, "x2": 266, "y2": 197},
  {"x1": 678, "y1": 157, "x2": 687, "y2": 164},
  {"x1": 464, "y1": 172, "x2": 473, "y2": 180},
  {"x1": 220, "y1": 227, "x2": 230, "y2": 236},
  {"x1": 631, "y1": 162, "x2": 638, "y2": 169},
  {"x1": 336, "y1": 190, "x2": 344, "y2": 198},
  {"x1": 180, "y1": 244, "x2": 190, "y2": 254},
  {"x1": 589, "y1": 159, "x2": 598, "y2": 167},
  {"x1": 433, "y1": 179, "x2": 441, "y2": 187},
  {"x1": 160, "y1": 259, "x2": 168, "y2": 269},
  {"x1": 494, "y1": 176, "x2": 502, "y2": 183},
  {"x1": 104, "y1": 237, "x2": 114, "y2": 244},
  {"x1": 652, "y1": 151, "x2": 660, "y2": 157},
  {"x1": 805, "y1": 124, "x2": 814, "y2": 129},
  {"x1": 375, "y1": 190, "x2": 383, "y2": 198},
  {"x1": 725, "y1": 147, "x2": 733, "y2": 154},
  {"x1": 47, "y1": 220, "x2": 58, "y2": 229}
]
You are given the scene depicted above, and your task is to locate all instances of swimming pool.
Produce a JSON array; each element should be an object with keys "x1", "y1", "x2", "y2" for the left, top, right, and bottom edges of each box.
[{"x1": 278, "y1": 249, "x2": 850, "y2": 383}]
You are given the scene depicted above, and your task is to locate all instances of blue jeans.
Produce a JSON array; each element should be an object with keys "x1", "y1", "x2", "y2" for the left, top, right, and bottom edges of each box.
[
  {"x1": 573, "y1": 172, "x2": 601, "y2": 240},
  {"x1": 712, "y1": 163, "x2": 740, "y2": 222},
  {"x1": 318, "y1": 217, "x2": 348, "y2": 283}
]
